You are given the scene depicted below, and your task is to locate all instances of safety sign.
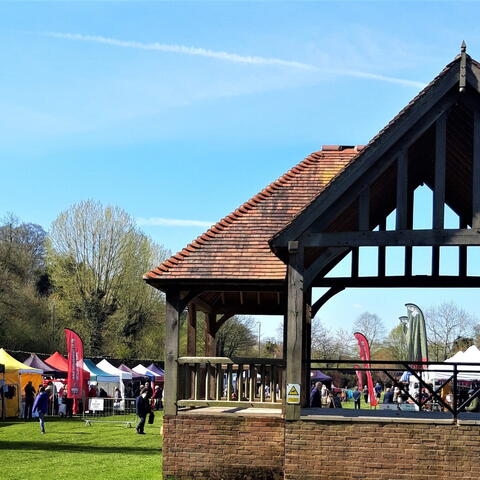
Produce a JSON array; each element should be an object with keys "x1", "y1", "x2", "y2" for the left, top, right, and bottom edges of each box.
[{"x1": 286, "y1": 383, "x2": 301, "y2": 404}]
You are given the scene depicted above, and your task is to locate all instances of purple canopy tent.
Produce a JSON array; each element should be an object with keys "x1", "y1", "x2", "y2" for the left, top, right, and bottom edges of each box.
[
  {"x1": 23, "y1": 353, "x2": 66, "y2": 378},
  {"x1": 146, "y1": 363, "x2": 164, "y2": 381},
  {"x1": 118, "y1": 363, "x2": 147, "y2": 380},
  {"x1": 310, "y1": 370, "x2": 332, "y2": 383}
]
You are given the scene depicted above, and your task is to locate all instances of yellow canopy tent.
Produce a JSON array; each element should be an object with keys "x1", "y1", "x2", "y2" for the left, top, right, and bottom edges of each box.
[{"x1": 0, "y1": 348, "x2": 43, "y2": 418}]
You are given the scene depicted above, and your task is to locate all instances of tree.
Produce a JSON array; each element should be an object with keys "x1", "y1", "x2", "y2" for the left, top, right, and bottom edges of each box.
[
  {"x1": 0, "y1": 214, "x2": 52, "y2": 351},
  {"x1": 425, "y1": 302, "x2": 475, "y2": 361},
  {"x1": 216, "y1": 316, "x2": 257, "y2": 357},
  {"x1": 383, "y1": 324, "x2": 408, "y2": 360},
  {"x1": 352, "y1": 312, "x2": 386, "y2": 353},
  {"x1": 47, "y1": 200, "x2": 169, "y2": 356},
  {"x1": 311, "y1": 318, "x2": 337, "y2": 359}
]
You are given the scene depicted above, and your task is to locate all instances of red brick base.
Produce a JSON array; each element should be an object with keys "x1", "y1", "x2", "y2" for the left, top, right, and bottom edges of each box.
[
  {"x1": 163, "y1": 415, "x2": 480, "y2": 480},
  {"x1": 163, "y1": 415, "x2": 285, "y2": 480}
]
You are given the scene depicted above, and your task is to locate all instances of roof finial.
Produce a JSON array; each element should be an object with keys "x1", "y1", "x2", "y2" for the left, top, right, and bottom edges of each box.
[{"x1": 459, "y1": 41, "x2": 467, "y2": 92}]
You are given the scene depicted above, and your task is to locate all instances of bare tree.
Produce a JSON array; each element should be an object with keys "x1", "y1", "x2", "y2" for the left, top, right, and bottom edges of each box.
[
  {"x1": 216, "y1": 316, "x2": 257, "y2": 357},
  {"x1": 352, "y1": 312, "x2": 386, "y2": 353},
  {"x1": 425, "y1": 302, "x2": 475, "y2": 361},
  {"x1": 48, "y1": 200, "x2": 168, "y2": 355},
  {"x1": 311, "y1": 318, "x2": 337, "y2": 359}
]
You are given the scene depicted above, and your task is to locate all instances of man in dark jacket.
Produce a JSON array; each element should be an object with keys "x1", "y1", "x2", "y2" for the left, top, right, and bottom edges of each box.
[
  {"x1": 135, "y1": 387, "x2": 150, "y2": 434},
  {"x1": 24, "y1": 381, "x2": 36, "y2": 419},
  {"x1": 383, "y1": 387, "x2": 394, "y2": 404}
]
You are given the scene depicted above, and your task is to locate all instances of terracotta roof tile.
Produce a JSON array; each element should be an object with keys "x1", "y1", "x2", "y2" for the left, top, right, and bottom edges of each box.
[{"x1": 144, "y1": 147, "x2": 357, "y2": 282}]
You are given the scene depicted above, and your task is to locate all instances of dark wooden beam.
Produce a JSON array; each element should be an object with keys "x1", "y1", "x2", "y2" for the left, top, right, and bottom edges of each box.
[
  {"x1": 165, "y1": 290, "x2": 181, "y2": 415},
  {"x1": 405, "y1": 189, "x2": 414, "y2": 276},
  {"x1": 304, "y1": 228, "x2": 480, "y2": 248},
  {"x1": 302, "y1": 289, "x2": 312, "y2": 407},
  {"x1": 396, "y1": 149, "x2": 408, "y2": 230},
  {"x1": 351, "y1": 247, "x2": 359, "y2": 278},
  {"x1": 285, "y1": 242, "x2": 304, "y2": 421},
  {"x1": 432, "y1": 113, "x2": 447, "y2": 276},
  {"x1": 459, "y1": 216, "x2": 468, "y2": 277},
  {"x1": 473, "y1": 109, "x2": 480, "y2": 229},
  {"x1": 215, "y1": 313, "x2": 234, "y2": 333},
  {"x1": 186, "y1": 303, "x2": 197, "y2": 357},
  {"x1": 205, "y1": 313, "x2": 217, "y2": 356},
  {"x1": 358, "y1": 188, "x2": 370, "y2": 230},
  {"x1": 311, "y1": 286, "x2": 345, "y2": 318},
  {"x1": 312, "y1": 275, "x2": 480, "y2": 289},
  {"x1": 378, "y1": 218, "x2": 386, "y2": 277}
]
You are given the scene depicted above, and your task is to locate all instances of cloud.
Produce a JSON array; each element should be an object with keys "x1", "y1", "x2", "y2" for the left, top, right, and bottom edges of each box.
[
  {"x1": 42, "y1": 32, "x2": 425, "y2": 89},
  {"x1": 137, "y1": 217, "x2": 213, "y2": 227},
  {"x1": 352, "y1": 303, "x2": 363, "y2": 309}
]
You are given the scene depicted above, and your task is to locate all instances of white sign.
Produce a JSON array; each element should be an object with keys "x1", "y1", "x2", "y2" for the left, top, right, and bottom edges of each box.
[
  {"x1": 89, "y1": 398, "x2": 104, "y2": 411},
  {"x1": 286, "y1": 383, "x2": 301, "y2": 404}
]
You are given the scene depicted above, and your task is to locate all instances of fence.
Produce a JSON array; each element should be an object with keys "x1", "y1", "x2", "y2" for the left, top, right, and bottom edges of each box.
[
  {"x1": 82, "y1": 397, "x2": 137, "y2": 427},
  {"x1": 310, "y1": 359, "x2": 480, "y2": 418},
  {"x1": 177, "y1": 357, "x2": 285, "y2": 409}
]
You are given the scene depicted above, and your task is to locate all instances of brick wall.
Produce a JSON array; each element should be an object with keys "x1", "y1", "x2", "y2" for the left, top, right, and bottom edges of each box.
[
  {"x1": 164, "y1": 415, "x2": 480, "y2": 480},
  {"x1": 285, "y1": 421, "x2": 480, "y2": 480},
  {"x1": 163, "y1": 414, "x2": 285, "y2": 480}
]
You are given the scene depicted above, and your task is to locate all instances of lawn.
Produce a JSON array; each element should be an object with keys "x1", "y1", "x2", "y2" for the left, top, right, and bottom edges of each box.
[{"x1": 1, "y1": 414, "x2": 163, "y2": 480}]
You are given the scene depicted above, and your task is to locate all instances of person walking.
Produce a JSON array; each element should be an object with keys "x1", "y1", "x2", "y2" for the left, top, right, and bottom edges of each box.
[
  {"x1": 24, "y1": 381, "x2": 36, "y2": 419},
  {"x1": 135, "y1": 387, "x2": 150, "y2": 434},
  {"x1": 32, "y1": 386, "x2": 49, "y2": 434}
]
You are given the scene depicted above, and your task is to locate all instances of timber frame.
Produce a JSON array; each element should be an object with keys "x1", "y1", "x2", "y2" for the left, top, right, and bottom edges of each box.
[{"x1": 146, "y1": 45, "x2": 480, "y2": 420}]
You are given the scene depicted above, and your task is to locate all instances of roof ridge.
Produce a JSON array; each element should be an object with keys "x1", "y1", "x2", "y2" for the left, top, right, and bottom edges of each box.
[{"x1": 144, "y1": 149, "x2": 331, "y2": 279}]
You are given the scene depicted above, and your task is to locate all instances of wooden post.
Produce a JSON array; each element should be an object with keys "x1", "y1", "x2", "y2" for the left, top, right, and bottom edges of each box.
[
  {"x1": 285, "y1": 240, "x2": 304, "y2": 421},
  {"x1": 165, "y1": 290, "x2": 181, "y2": 416},
  {"x1": 187, "y1": 303, "x2": 197, "y2": 356},
  {"x1": 302, "y1": 289, "x2": 312, "y2": 407},
  {"x1": 204, "y1": 313, "x2": 217, "y2": 400},
  {"x1": 396, "y1": 149, "x2": 408, "y2": 230},
  {"x1": 378, "y1": 218, "x2": 386, "y2": 277},
  {"x1": 432, "y1": 113, "x2": 447, "y2": 276},
  {"x1": 205, "y1": 313, "x2": 217, "y2": 356},
  {"x1": 459, "y1": 216, "x2": 468, "y2": 277}
]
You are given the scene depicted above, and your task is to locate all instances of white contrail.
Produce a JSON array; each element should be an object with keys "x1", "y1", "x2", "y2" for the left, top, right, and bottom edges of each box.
[
  {"x1": 137, "y1": 217, "x2": 214, "y2": 227},
  {"x1": 43, "y1": 32, "x2": 315, "y2": 70},
  {"x1": 43, "y1": 32, "x2": 425, "y2": 88}
]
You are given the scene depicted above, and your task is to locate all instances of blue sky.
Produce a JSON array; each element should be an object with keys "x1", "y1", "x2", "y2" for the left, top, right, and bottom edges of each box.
[{"x1": 2, "y1": 1, "x2": 480, "y2": 339}]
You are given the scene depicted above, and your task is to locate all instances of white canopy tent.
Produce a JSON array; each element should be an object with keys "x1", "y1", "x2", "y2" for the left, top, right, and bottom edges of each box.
[
  {"x1": 132, "y1": 364, "x2": 158, "y2": 381},
  {"x1": 83, "y1": 359, "x2": 121, "y2": 397},
  {"x1": 96, "y1": 359, "x2": 132, "y2": 396},
  {"x1": 426, "y1": 345, "x2": 480, "y2": 382}
]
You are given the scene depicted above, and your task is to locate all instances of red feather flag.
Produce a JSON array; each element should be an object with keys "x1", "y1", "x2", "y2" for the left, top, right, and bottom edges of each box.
[
  {"x1": 354, "y1": 332, "x2": 377, "y2": 407},
  {"x1": 65, "y1": 329, "x2": 84, "y2": 399}
]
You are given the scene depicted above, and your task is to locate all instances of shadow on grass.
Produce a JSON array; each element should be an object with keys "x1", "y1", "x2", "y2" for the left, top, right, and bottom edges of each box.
[{"x1": 0, "y1": 440, "x2": 161, "y2": 455}]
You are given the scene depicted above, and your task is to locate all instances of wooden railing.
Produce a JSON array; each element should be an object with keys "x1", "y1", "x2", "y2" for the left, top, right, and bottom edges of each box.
[{"x1": 177, "y1": 357, "x2": 285, "y2": 409}]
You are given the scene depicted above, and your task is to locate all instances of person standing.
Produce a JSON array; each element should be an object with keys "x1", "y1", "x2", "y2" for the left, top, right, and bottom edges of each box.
[
  {"x1": 135, "y1": 387, "x2": 150, "y2": 434},
  {"x1": 310, "y1": 382, "x2": 322, "y2": 408},
  {"x1": 363, "y1": 385, "x2": 369, "y2": 405},
  {"x1": 32, "y1": 386, "x2": 49, "y2": 434},
  {"x1": 352, "y1": 386, "x2": 361, "y2": 409},
  {"x1": 24, "y1": 381, "x2": 36, "y2": 419}
]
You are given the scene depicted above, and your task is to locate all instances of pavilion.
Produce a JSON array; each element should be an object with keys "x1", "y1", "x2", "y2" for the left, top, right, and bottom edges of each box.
[{"x1": 145, "y1": 44, "x2": 480, "y2": 480}]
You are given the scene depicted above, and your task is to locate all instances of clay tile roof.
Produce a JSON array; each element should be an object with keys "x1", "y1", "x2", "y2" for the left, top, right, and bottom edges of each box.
[{"x1": 144, "y1": 147, "x2": 358, "y2": 282}]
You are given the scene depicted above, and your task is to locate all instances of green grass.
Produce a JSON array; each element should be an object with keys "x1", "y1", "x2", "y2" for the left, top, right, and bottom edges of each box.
[{"x1": 0, "y1": 414, "x2": 163, "y2": 480}]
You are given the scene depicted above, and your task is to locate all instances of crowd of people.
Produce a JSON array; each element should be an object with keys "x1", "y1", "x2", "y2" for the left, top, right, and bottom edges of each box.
[{"x1": 24, "y1": 379, "x2": 164, "y2": 435}]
